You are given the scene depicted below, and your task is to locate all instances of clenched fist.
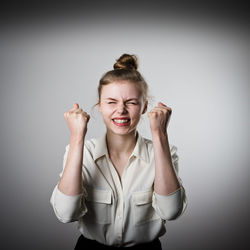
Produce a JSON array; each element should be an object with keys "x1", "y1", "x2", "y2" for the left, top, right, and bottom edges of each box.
[
  {"x1": 64, "y1": 103, "x2": 90, "y2": 139},
  {"x1": 148, "y1": 102, "x2": 172, "y2": 134}
]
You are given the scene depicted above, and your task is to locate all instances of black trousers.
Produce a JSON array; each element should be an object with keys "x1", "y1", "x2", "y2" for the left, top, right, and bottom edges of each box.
[{"x1": 74, "y1": 234, "x2": 162, "y2": 250}]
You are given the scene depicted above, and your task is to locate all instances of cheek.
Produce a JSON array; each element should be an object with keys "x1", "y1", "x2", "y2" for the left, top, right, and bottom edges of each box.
[
  {"x1": 130, "y1": 107, "x2": 143, "y2": 119},
  {"x1": 101, "y1": 107, "x2": 114, "y2": 119}
]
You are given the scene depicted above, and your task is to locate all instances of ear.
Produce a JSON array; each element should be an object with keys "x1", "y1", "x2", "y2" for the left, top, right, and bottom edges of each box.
[
  {"x1": 97, "y1": 101, "x2": 101, "y2": 112},
  {"x1": 142, "y1": 100, "x2": 148, "y2": 114}
]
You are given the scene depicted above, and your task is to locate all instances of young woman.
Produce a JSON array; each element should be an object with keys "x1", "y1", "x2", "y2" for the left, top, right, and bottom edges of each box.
[{"x1": 50, "y1": 54, "x2": 187, "y2": 250}]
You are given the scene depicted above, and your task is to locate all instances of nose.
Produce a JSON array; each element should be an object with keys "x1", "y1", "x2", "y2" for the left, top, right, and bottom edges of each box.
[{"x1": 117, "y1": 103, "x2": 128, "y2": 114}]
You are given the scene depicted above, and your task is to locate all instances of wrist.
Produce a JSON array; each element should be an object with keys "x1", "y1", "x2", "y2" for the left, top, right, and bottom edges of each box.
[
  {"x1": 70, "y1": 134, "x2": 85, "y2": 144},
  {"x1": 151, "y1": 129, "x2": 168, "y2": 138}
]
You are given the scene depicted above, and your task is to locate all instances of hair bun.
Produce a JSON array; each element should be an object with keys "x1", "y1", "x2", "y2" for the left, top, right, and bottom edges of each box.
[{"x1": 113, "y1": 53, "x2": 138, "y2": 70}]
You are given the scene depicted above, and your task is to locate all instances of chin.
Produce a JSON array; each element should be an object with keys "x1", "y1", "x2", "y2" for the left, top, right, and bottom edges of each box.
[{"x1": 108, "y1": 127, "x2": 136, "y2": 136}]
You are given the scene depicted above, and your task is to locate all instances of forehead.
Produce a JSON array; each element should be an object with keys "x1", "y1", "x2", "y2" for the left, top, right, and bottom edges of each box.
[{"x1": 100, "y1": 81, "x2": 142, "y2": 99}]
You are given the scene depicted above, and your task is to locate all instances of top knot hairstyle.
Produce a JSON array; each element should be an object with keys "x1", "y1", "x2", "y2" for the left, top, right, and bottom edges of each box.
[
  {"x1": 98, "y1": 53, "x2": 148, "y2": 102},
  {"x1": 113, "y1": 54, "x2": 138, "y2": 70}
]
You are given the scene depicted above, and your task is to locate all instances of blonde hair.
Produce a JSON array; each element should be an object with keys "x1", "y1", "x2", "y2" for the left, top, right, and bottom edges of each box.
[{"x1": 98, "y1": 53, "x2": 149, "y2": 102}]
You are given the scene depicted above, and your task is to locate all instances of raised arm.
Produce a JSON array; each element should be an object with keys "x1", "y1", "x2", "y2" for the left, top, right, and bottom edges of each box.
[
  {"x1": 148, "y1": 102, "x2": 180, "y2": 195},
  {"x1": 148, "y1": 102, "x2": 187, "y2": 220},
  {"x1": 58, "y1": 103, "x2": 90, "y2": 195},
  {"x1": 50, "y1": 103, "x2": 90, "y2": 223}
]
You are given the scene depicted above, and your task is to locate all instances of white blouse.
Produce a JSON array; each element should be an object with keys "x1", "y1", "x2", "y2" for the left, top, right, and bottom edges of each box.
[{"x1": 50, "y1": 132, "x2": 187, "y2": 247}]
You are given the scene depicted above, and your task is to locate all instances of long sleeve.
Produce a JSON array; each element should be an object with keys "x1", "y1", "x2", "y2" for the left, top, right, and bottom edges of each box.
[
  {"x1": 50, "y1": 144, "x2": 88, "y2": 223},
  {"x1": 152, "y1": 145, "x2": 187, "y2": 220}
]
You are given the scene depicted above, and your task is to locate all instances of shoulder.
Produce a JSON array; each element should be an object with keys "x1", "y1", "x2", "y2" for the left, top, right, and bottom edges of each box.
[
  {"x1": 83, "y1": 136, "x2": 103, "y2": 158},
  {"x1": 63, "y1": 136, "x2": 101, "y2": 155},
  {"x1": 140, "y1": 135, "x2": 153, "y2": 147},
  {"x1": 140, "y1": 135, "x2": 178, "y2": 153},
  {"x1": 84, "y1": 137, "x2": 98, "y2": 151}
]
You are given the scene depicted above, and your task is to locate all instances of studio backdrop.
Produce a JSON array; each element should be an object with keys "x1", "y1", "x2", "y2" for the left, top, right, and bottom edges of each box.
[{"x1": 0, "y1": 1, "x2": 249, "y2": 249}]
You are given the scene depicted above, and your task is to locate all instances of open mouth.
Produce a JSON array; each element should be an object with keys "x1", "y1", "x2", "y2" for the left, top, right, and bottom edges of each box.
[{"x1": 112, "y1": 118, "x2": 131, "y2": 127}]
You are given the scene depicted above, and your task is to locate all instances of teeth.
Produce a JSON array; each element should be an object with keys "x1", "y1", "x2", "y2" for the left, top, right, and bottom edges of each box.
[{"x1": 113, "y1": 119, "x2": 129, "y2": 123}]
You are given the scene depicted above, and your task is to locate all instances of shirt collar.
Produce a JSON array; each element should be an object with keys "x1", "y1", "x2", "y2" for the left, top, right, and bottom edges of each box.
[
  {"x1": 93, "y1": 131, "x2": 150, "y2": 163},
  {"x1": 131, "y1": 131, "x2": 150, "y2": 163},
  {"x1": 92, "y1": 133, "x2": 109, "y2": 162}
]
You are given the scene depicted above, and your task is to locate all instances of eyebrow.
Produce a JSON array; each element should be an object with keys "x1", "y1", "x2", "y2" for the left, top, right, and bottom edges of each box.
[{"x1": 105, "y1": 98, "x2": 139, "y2": 101}]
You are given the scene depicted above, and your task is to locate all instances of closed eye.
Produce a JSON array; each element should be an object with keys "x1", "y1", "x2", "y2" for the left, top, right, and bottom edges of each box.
[{"x1": 127, "y1": 102, "x2": 138, "y2": 105}]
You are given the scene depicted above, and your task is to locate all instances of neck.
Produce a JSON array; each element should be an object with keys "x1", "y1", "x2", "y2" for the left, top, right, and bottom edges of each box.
[{"x1": 106, "y1": 130, "x2": 138, "y2": 158}]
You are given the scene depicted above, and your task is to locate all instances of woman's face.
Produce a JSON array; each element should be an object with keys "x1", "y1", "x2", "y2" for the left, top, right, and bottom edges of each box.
[{"x1": 98, "y1": 81, "x2": 147, "y2": 136}]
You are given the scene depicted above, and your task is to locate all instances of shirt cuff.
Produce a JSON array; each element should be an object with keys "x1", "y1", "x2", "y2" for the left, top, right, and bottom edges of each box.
[
  {"x1": 50, "y1": 185, "x2": 87, "y2": 223},
  {"x1": 152, "y1": 186, "x2": 186, "y2": 221}
]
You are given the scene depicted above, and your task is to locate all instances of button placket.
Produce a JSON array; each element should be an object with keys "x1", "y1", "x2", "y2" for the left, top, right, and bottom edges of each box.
[
  {"x1": 107, "y1": 157, "x2": 124, "y2": 244},
  {"x1": 115, "y1": 191, "x2": 124, "y2": 244}
]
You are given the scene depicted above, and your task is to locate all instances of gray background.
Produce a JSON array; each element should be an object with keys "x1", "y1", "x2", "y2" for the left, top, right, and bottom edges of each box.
[{"x1": 0, "y1": 1, "x2": 249, "y2": 249}]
